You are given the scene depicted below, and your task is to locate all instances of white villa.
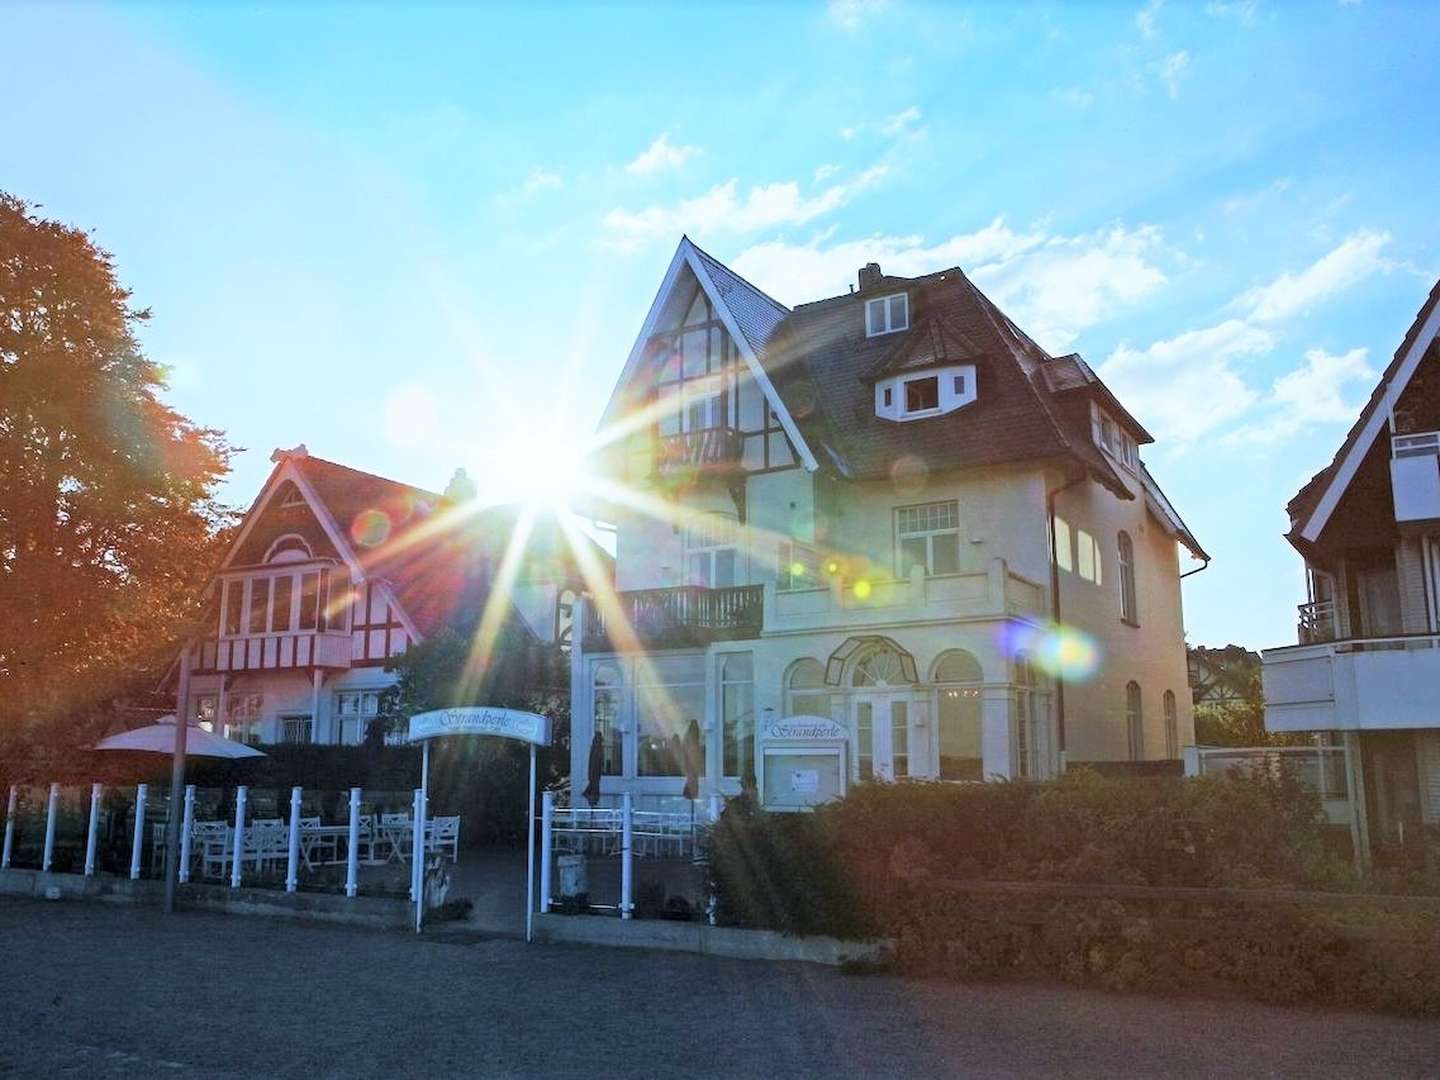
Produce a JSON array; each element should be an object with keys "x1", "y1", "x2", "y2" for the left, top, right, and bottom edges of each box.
[
  {"x1": 570, "y1": 238, "x2": 1205, "y2": 811},
  {"x1": 1263, "y1": 279, "x2": 1440, "y2": 854},
  {"x1": 169, "y1": 446, "x2": 592, "y2": 746}
]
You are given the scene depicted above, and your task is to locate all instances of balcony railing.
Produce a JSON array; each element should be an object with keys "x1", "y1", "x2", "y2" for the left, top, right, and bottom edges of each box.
[
  {"x1": 197, "y1": 631, "x2": 353, "y2": 674},
  {"x1": 582, "y1": 585, "x2": 763, "y2": 649},
  {"x1": 1297, "y1": 599, "x2": 1337, "y2": 644},
  {"x1": 1263, "y1": 632, "x2": 1440, "y2": 733},
  {"x1": 653, "y1": 427, "x2": 743, "y2": 478}
]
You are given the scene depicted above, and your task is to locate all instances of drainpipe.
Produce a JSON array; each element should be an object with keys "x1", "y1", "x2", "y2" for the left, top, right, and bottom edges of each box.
[
  {"x1": 1181, "y1": 557, "x2": 1211, "y2": 580},
  {"x1": 1046, "y1": 472, "x2": 1087, "y2": 763}
]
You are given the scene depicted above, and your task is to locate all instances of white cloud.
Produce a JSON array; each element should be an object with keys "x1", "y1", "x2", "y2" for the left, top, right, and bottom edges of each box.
[
  {"x1": 814, "y1": 163, "x2": 840, "y2": 183},
  {"x1": 880, "y1": 105, "x2": 922, "y2": 136},
  {"x1": 732, "y1": 220, "x2": 1168, "y2": 352},
  {"x1": 1220, "y1": 177, "x2": 1293, "y2": 215},
  {"x1": 1229, "y1": 347, "x2": 1376, "y2": 443},
  {"x1": 1152, "y1": 50, "x2": 1190, "y2": 99},
  {"x1": 521, "y1": 166, "x2": 562, "y2": 195},
  {"x1": 1207, "y1": 0, "x2": 1259, "y2": 24},
  {"x1": 624, "y1": 133, "x2": 701, "y2": 176},
  {"x1": 828, "y1": 0, "x2": 890, "y2": 32},
  {"x1": 1052, "y1": 87, "x2": 1095, "y2": 109},
  {"x1": 1235, "y1": 229, "x2": 1392, "y2": 322},
  {"x1": 602, "y1": 165, "x2": 890, "y2": 249},
  {"x1": 1098, "y1": 320, "x2": 1273, "y2": 443},
  {"x1": 1136, "y1": 0, "x2": 1163, "y2": 38}
]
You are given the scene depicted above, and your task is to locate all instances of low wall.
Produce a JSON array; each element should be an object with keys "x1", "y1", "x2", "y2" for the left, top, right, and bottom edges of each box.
[
  {"x1": 0, "y1": 868, "x2": 411, "y2": 929},
  {"x1": 533, "y1": 912, "x2": 885, "y2": 966}
]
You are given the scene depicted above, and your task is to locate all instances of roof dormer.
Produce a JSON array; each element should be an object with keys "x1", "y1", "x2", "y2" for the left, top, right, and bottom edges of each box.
[
  {"x1": 865, "y1": 291, "x2": 909, "y2": 337},
  {"x1": 875, "y1": 366, "x2": 978, "y2": 422}
]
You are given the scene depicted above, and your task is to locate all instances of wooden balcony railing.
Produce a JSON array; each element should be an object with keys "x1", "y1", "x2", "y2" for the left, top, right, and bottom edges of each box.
[
  {"x1": 582, "y1": 585, "x2": 763, "y2": 649},
  {"x1": 654, "y1": 427, "x2": 744, "y2": 478},
  {"x1": 197, "y1": 631, "x2": 353, "y2": 674}
]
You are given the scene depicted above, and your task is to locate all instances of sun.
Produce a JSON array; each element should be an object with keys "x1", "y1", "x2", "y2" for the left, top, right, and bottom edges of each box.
[{"x1": 475, "y1": 424, "x2": 595, "y2": 513}]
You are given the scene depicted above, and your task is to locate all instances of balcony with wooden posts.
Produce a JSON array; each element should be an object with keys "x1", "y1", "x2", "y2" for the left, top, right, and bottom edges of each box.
[
  {"x1": 196, "y1": 631, "x2": 354, "y2": 674},
  {"x1": 653, "y1": 427, "x2": 744, "y2": 479},
  {"x1": 581, "y1": 585, "x2": 764, "y2": 650}
]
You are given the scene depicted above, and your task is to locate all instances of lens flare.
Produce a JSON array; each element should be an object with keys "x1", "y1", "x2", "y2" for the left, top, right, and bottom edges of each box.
[
  {"x1": 853, "y1": 579, "x2": 872, "y2": 600},
  {"x1": 350, "y1": 508, "x2": 392, "y2": 548},
  {"x1": 998, "y1": 621, "x2": 1101, "y2": 681}
]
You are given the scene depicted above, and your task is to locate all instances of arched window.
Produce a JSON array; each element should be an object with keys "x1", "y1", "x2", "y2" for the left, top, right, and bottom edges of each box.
[
  {"x1": 1126, "y1": 681, "x2": 1144, "y2": 760},
  {"x1": 1118, "y1": 531, "x2": 1138, "y2": 625},
  {"x1": 592, "y1": 663, "x2": 624, "y2": 776},
  {"x1": 933, "y1": 650, "x2": 983, "y2": 781},
  {"x1": 1014, "y1": 654, "x2": 1037, "y2": 778},
  {"x1": 1163, "y1": 689, "x2": 1178, "y2": 759},
  {"x1": 264, "y1": 533, "x2": 313, "y2": 564},
  {"x1": 786, "y1": 659, "x2": 829, "y2": 717},
  {"x1": 852, "y1": 645, "x2": 911, "y2": 687}
]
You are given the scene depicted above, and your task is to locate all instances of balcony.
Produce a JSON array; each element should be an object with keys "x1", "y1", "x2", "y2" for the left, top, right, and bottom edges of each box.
[
  {"x1": 1297, "y1": 599, "x2": 1337, "y2": 644},
  {"x1": 1391, "y1": 431, "x2": 1440, "y2": 524},
  {"x1": 653, "y1": 427, "x2": 743, "y2": 479},
  {"x1": 197, "y1": 631, "x2": 354, "y2": 674},
  {"x1": 1262, "y1": 633, "x2": 1440, "y2": 733},
  {"x1": 582, "y1": 585, "x2": 763, "y2": 650}
]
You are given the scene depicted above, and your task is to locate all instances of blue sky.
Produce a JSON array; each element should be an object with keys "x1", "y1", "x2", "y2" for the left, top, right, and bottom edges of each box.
[{"x1": 4, "y1": 1, "x2": 1438, "y2": 650}]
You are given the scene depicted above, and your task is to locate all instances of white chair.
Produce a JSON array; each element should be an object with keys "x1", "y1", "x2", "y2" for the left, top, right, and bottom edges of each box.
[
  {"x1": 380, "y1": 813, "x2": 412, "y2": 864},
  {"x1": 193, "y1": 821, "x2": 230, "y2": 880},
  {"x1": 426, "y1": 816, "x2": 461, "y2": 862}
]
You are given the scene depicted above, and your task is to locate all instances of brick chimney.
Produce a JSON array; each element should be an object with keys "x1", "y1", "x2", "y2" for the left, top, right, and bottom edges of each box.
[{"x1": 857, "y1": 262, "x2": 882, "y2": 291}]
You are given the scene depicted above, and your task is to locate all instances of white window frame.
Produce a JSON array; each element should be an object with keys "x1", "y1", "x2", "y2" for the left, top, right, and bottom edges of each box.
[
  {"x1": 280, "y1": 714, "x2": 313, "y2": 745},
  {"x1": 865, "y1": 292, "x2": 910, "y2": 337},
  {"x1": 685, "y1": 513, "x2": 739, "y2": 588},
  {"x1": 224, "y1": 693, "x2": 263, "y2": 745},
  {"x1": 1118, "y1": 530, "x2": 1139, "y2": 625},
  {"x1": 895, "y1": 500, "x2": 960, "y2": 577},
  {"x1": 777, "y1": 540, "x2": 821, "y2": 591},
  {"x1": 719, "y1": 652, "x2": 755, "y2": 780},
  {"x1": 334, "y1": 689, "x2": 383, "y2": 746}
]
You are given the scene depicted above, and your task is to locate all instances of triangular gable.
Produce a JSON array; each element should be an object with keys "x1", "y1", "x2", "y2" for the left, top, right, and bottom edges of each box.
[
  {"x1": 599, "y1": 237, "x2": 819, "y2": 472},
  {"x1": 1293, "y1": 279, "x2": 1440, "y2": 545}
]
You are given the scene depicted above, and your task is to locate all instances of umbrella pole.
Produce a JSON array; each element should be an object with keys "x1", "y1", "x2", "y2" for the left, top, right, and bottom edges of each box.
[{"x1": 163, "y1": 644, "x2": 192, "y2": 915}]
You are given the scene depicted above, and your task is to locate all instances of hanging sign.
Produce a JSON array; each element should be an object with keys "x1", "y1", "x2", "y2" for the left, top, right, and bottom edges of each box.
[
  {"x1": 761, "y1": 714, "x2": 848, "y2": 742},
  {"x1": 408, "y1": 707, "x2": 552, "y2": 746}
]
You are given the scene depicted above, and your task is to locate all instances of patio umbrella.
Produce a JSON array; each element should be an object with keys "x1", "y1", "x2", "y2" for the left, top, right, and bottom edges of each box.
[
  {"x1": 681, "y1": 719, "x2": 702, "y2": 800},
  {"x1": 582, "y1": 731, "x2": 604, "y2": 807},
  {"x1": 94, "y1": 716, "x2": 266, "y2": 759}
]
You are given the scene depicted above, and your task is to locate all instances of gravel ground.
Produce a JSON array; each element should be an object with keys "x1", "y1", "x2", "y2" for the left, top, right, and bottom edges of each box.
[{"x1": 1, "y1": 898, "x2": 1437, "y2": 1079}]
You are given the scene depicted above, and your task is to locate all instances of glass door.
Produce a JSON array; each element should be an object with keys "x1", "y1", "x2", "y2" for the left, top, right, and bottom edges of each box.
[{"x1": 853, "y1": 694, "x2": 910, "y2": 782}]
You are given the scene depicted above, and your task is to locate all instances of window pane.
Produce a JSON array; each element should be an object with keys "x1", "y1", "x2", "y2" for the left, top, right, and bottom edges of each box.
[
  {"x1": 856, "y1": 703, "x2": 874, "y2": 780},
  {"x1": 637, "y1": 681, "x2": 704, "y2": 777},
  {"x1": 593, "y1": 688, "x2": 624, "y2": 776},
  {"x1": 272, "y1": 576, "x2": 293, "y2": 631},
  {"x1": 299, "y1": 572, "x2": 320, "y2": 630},
  {"x1": 723, "y1": 675, "x2": 754, "y2": 779},
  {"x1": 657, "y1": 385, "x2": 681, "y2": 436},
  {"x1": 866, "y1": 299, "x2": 884, "y2": 334},
  {"x1": 713, "y1": 548, "x2": 736, "y2": 588},
  {"x1": 682, "y1": 330, "x2": 708, "y2": 378},
  {"x1": 767, "y1": 431, "x2": 793, "y2": 466},
  {"x1": 891, "y1": 701, "x2": 908, "y2": 779},
  {"x1": 688, "y1": 553, "x2": 712, "y2": 587},
  {"x1": 644, "y1": 654, "x2": 707, "y2": 685},
  {"x1": 899, "y1": 536, "x2": 928, "y2": 576},
  {"x1": 952, "y1": 374, "x2": 965, "y2": 394},
  {"x1": 888, "y1": 294, "x2": 908, "y2": 330},
  {"x1": 1076, "y1": 530, "x2": 1095, "y2": 582},
  {"x1": 1054, "y1": 518, "x2": 1073, "y2": 571},
  {"x1": 223, "y1": 581, "x2": 242, "y2": 636},
  {"x1": 905, "y1": 377, "x2": 939, "y2": 412},
  {"x1": 931, "y1": 533, "x2": 960, "y2": 575},
  {"x1": 248, "y1": 578, "x2": 269, "y2": 633}
]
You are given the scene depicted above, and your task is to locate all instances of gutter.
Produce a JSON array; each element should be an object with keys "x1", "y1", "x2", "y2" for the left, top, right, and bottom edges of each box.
[
  {"x1": 1180, "y1": 557, "x2": 1211, "y2": 580},
  {"x1": 1046, "y1": 470, "x2": 1087, "y2": 759}
]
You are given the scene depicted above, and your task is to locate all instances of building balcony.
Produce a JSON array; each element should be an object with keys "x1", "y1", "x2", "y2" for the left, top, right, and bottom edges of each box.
[
  {"x1": 653, "y1": 427, "x2": 743, "y2": 479},
  {"x1": 196, "y1": 631, "x2": 354, "y2": 674},
  {"x1": 1297, "y1": 599, "x2": 1338, "y2": 644},
  {"x1": 582, "y1": 585, "x2": 763, "y2": 650},
  {"x1": 1262, "y1": 633, "x2": 1440, "y2": 733},
  {"x1": 1391, "y1": 431, "x2": 1440, "y2": 525}
]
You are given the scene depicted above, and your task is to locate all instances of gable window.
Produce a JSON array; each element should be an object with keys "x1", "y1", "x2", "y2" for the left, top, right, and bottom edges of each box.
[
  {"x1": 778, "y1": 540, "x2": 821, "y2": 591},
  {"x1": 1125, "y1": 681, "x2": 1143, "y2": 760},
  {"x1": 276, "y1": 481, "x2": 306, "y2": 509},
  {"x1": 686, "y1": 514, "x2": 738, "y2": 588},
  {"x1": 865, "y1": 292, "x2": 909, "y2": 337},
  {"x1": 897, "y1": 501, "x2": 960, "y2": 576},
  {"x1": 1093, "y1": 403, "x2": 1139, "y2": 473},
  {"x1": 904, "y1": 376, "x2": 939, "y2": 413},
  {"x1": 1118, "y1": 531, "x2": 1138, "y2": 625}
]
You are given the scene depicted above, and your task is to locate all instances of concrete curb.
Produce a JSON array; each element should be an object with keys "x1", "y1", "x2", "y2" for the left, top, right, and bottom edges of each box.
[
  {"x1": 0, "y1": 867, "x2": 410, "y2": 929},
  {"x1": 533, "y1": 912, "x2": 885, "y2": 966}
]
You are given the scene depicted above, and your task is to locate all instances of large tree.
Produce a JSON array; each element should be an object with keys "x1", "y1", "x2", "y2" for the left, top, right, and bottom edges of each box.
[{"x1": 0, "y1": 193, "x2": 233, "y2": 772}]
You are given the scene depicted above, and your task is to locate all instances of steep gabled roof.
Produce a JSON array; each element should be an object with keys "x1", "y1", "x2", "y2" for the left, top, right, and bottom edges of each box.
[
  {"x1": 1287, "y1": 278, "x2": 1440, "y2": 545},
  {"x1": 689, "y1": 240, "x2": 789, "y2": 358}
]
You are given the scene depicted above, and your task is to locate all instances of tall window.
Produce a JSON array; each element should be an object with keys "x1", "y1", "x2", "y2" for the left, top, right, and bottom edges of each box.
[
  {"x1": 635, "y1": 655, "x2": 706, "y2": 777},
  {"x1": 1163, "y1": 690, "x2": 1178, "y2": 759},
  {"x1": 1053, "y1": 517, "x2": 1073, "y2": 572},
  {"x1": 299, "y1": 571, "x2": 321, "y2": 630},
  {"x1": 272, "y1": 575, "x2": 294, "y2": 631},
  {"x1": 1118, "y1": 531, "x2": 1138, "y2": 625},
  {"x1": 686, "y1": 514, "x2": 737, "y2": 587},
  {"x1": 1126, "y1": 681, "x2": 1143, "y2": 760},
  {"x1": 720, "y1": 653, "x2": 754, "y2": 780},
  {"x1": 934, "y1": 650, "x2": 983, "y2": 781},
  {"x1": 335, "y1": 690, "x2": 382, "y2": 746},
  {"x1": 592, "y1": 663, "x2": 624, "y2": 776},
  {"x1": 654, "y1": 290, "x2": 734, "y2": 437},
  {"x1": 777, "y1": 540, "x2": 821, "y2": 591},
  {"x1": 225, "y1": 694, "x2": 263, "y2": 745},
  {"x1": 1076, "y1": 529, "x2": 1102, "y2": 584},
  {"x1": 786, "y1": 659, "x2": 829, "y2": 717},
  {"x1": 896, "y1": 500, "x2": 960, "y2": 576},
  {"x1": 248, "y1": 577, "x2": 270, "y2": 633},
  {"x1": 222, "y1": 580, "x2": 243, "y2": 636},
  {"x1": 1015, "y1": 654, "x2": 1037, "y2": 778}
]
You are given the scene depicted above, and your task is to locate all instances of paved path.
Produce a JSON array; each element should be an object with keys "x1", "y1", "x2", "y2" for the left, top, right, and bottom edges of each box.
[{"x1": 2, "y1": 899, "x2": 1437, "y2": 1078}]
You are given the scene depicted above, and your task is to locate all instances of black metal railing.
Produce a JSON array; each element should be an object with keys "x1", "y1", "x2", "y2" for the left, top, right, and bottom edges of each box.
[
  {"x1": 582, "y1": 585, "x2": 763, "y2": 649},
  {"x1": 653, "y1": 427, "x2": 744, "y2": 477}
]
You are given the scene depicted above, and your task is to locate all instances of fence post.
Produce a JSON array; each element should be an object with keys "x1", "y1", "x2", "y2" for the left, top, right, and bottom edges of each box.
[
  {"x1": 285, "y1": 787, "x2": 302, "y2": 893},
  {"x1": 230, "y1": 785, "x2": 248, "y2": 889},
  {"x1": 1, "y1": 785, "x2": 15, "y2": 869},
  {"x1": 41, "y1": 783, "x2": 60, "y2": 873},
  {"x1": 708, "y1": 794, "x2": 722, "y2": 824},
  {"x1": 130, "y1": 784, "x2": 148, "y2": 881},
  {"x1": 345, "y1": 787, "x2": 361, "y2": 899},
  {"x1": 85, "y1": 783, "x2": 103, "y2": 877},
  {"x1": 411, "y1": 788, "x2": 426, "y2": 927},
  {"x1": 620, "y1": 792, "x2": 634, "y2": 920},
  {"x1": 540, "y1": 791, "x2": 554, "y2": 915},
  {"x1": 178, "y1": 785, "x2": 195, "y2": 884}
]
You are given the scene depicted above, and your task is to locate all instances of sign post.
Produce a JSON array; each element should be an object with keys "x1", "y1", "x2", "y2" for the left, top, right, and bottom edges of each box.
[{"x1": 406, "y1": 707, "x2": 553, "y2": 940}]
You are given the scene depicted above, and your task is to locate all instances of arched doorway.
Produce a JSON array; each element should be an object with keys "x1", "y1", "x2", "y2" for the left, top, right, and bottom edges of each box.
[{"x1": 849, "y1": 642, "x2": 915, "y2": 783}]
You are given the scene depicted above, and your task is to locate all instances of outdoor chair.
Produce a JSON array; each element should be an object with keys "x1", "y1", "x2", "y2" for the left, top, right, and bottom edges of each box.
[
  {"x1": 426, "y1": 816, "x2": 461, "y2": 862},
  {"x1": 193, "y1": 821, "x2": 230, "y2": 880},
  {"x1": 379, "y1": 812, "x2": 412, "y2": 864}
]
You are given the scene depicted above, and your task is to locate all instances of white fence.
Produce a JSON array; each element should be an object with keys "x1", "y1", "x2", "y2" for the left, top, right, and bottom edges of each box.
[{"x1": 1182, "y1": 745, "x2": 1353, "y2": 825}]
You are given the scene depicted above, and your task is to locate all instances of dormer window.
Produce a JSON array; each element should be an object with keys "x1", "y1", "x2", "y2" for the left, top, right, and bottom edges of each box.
[
  {"x1": 875, "y1": 365, "x2": 977, "y2": 422},
  {"x1": 866, "y1": 293, "x2": 909, "y2": 337},
  {"x1": 1091, "y1": 402, "x2": 1139, "y2": 472}
]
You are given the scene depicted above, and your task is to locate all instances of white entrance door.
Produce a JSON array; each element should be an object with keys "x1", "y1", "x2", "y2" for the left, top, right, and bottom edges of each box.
[{"x1": 853, "y1": 694, "x2": 911, "y2": 782}]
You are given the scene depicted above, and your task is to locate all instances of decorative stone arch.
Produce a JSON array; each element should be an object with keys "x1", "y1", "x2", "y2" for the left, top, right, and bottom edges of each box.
[
  {"x1": 824, "y1": 635, "x2": 919, "y2": 687},
  {"x1": 930, "y1": 648, "x2": 984, "y2": 685}
]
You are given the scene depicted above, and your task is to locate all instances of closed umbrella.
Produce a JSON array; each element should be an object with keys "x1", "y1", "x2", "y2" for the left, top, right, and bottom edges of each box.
[
  {"x1": 582, "y1": 731, "x2": 604, "y2": 807},
  {"x1": 94, "y1": 716, "x2": 266, "y2": 759}
]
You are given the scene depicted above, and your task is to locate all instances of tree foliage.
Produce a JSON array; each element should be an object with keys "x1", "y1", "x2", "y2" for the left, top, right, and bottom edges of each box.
[{"x1": 0, "y1": 193, "x2": 234, "y2": 771}]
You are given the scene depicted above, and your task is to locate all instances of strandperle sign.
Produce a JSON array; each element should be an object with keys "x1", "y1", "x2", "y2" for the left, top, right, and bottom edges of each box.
[
  {"x1": 761, "y1": 715, "x2": 848, "y2": 742},
  {"x1": 407, "y1": 707, "x2": 552, "y2": 746}
]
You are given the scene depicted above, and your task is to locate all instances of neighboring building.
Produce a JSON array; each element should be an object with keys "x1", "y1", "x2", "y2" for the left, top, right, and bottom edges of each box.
[
  {"x1": 1188, "y1": 644, "x2": 1261, "y2": 707},
  {"x1": 571, "y1": 238, "x2": 1205, "y2": 811},
  {"x1": 1263, "y1": 280, "x2": 1440, "y2": 850},
  {"x1": 169, "y1": 445, "x2": 598, "y2": 746}
]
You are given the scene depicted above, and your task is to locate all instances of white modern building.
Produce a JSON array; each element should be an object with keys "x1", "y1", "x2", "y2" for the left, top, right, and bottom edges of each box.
[
  {"x1": 1263, "y1": 279, "x2": 1440, "y2": 853},
  {"x1": 570, "y1": 238, "x2": 1205, "y2": 811}
]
